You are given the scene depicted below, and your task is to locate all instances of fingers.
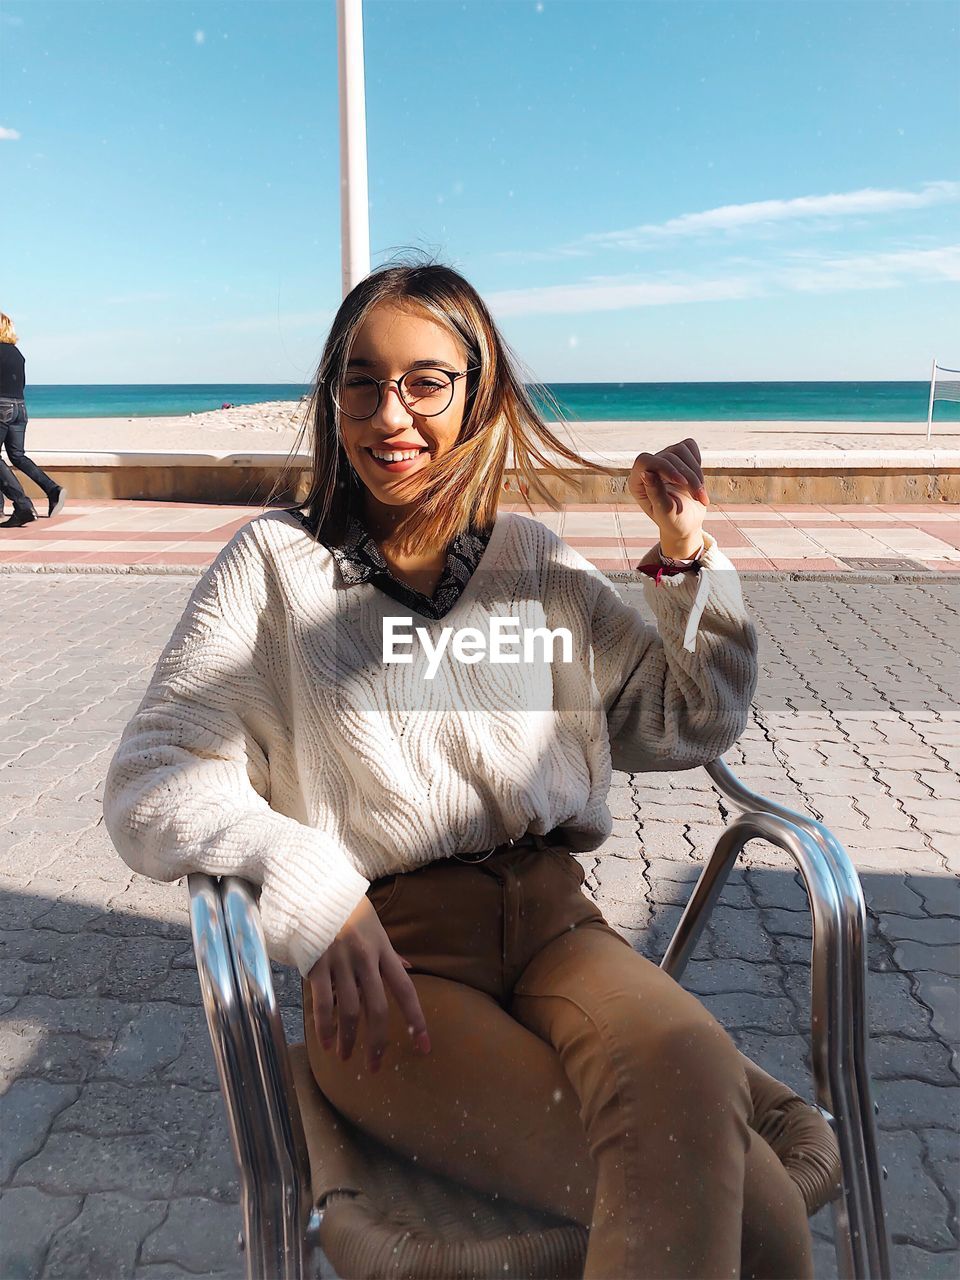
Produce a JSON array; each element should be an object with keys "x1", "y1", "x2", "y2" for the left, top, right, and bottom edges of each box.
[
  {"x1": 330, "y1": 952, "x2": 361, "y2": 1061},
  {"x1": 636, "y1": 451, "x2": 684, "y2": 487},
  {"x1": 312, "y1": 950, "x2": 431, "y2": 1074},
  {"x1": 636, "y1": 460, "x2": 681, "y2": 516},
  {"x1": 352, "y1": 952, "x2": 426, "y2": 1075},
  {"x1": 635, "y1": 442, "x2": 708, "y2": 506},
  {"x1": 309, "y1": 962, "x2": 338, "y2": 1051},
  {"x1": 360, "y1": 956, "x2": 391, "y2": 1074},
  {"x1": 669, "y1": 439, "x2": 709, "y2": 504},
  {"x1": 383, "y1": 950, "x2": 432, "y2": 1059},
  {"x1": 679, "y1": 436, "x2": 702, "y2": 463},
  {"x1": 645, "y1": 470, "x2": 680, "y2": 517}
]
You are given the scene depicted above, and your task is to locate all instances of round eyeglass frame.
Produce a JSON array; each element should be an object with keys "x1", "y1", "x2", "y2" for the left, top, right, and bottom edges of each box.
[{"x1": 322, "y1": 365, "x2": 481, "y2": 420}]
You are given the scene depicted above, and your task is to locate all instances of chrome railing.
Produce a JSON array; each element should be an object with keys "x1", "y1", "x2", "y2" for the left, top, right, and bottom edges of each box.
[
  {"x1": 658, "y1": 758, "x2": 891, "y2": 1280},
  {"x1": 189, "y1": 875, "x2": 318, "y2": 1279}
]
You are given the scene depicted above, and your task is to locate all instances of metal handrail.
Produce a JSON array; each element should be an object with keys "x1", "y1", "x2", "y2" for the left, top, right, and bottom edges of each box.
[
  {"x1": 188, "y1": 875, "x2": 318, "y2": 1280},
  {"x1": 187, "y1": 757, "x2": 891, "y2": 1280},
  {"x1": 657, "y1": 758, "x2": 891, "y2": 1280}
]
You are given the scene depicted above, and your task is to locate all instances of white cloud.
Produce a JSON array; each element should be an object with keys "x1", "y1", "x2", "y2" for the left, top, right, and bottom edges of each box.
[
  {"x1": 589, "y1": 180, "x2": 960, "y2": 247},
  {"x1": 484, "y1": 244, "x2": 960, "y2": 316},
  {"x1": 487, "y1": 274, "x2": 764, "y2": 316},
  {"x1": 0, "y1": 126, "x2": 22, "y2": 141},
  {"x1": 773, "y1": 244, "x2": 960, "y2": 292},
  {"x1": 495, "y1": 181, "x2": 960, "y2": 261}
]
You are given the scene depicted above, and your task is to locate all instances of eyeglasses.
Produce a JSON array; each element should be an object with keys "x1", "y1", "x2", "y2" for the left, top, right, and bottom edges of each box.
[{"x1": 325, "y1": 366, "x2": 480, "y2": 420}]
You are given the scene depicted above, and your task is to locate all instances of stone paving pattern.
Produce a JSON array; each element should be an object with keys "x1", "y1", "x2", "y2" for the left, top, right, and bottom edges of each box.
[
  {"x1": 0, "y1": 499, "x2": 958, "y2": 575},
  {"x1": 1, "y1": 569, "x2": 958, "y2": 1279}
]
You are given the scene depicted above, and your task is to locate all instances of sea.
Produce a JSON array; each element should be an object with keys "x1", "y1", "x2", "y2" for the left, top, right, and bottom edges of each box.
[{"x1": 23, "y1": 382, "x2": 960, "y2": 423}]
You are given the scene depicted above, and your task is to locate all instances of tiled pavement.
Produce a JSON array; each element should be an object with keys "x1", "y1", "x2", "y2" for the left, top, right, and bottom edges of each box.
[
  {"x1": 1, "y1": 498, "x2": 959, "y2": 574},
  {"x1": 1, "y1": 536, "x2": 958, "y2": 1277}
]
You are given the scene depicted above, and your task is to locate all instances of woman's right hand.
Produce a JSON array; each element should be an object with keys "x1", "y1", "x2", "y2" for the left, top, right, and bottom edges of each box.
[{"x1": 307, "y1": 894, "x2": 431, "y2": 1074}]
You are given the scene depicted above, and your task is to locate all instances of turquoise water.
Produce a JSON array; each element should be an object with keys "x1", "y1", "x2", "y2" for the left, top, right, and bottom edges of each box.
[{"x1": 25, "y1": 381, "x2": 960, "y2": 422}]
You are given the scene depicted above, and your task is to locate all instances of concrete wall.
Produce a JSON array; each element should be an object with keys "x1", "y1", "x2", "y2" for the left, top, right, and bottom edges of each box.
[{"x1": 12, "y1": 460, "x2": 960, "y2": 505}]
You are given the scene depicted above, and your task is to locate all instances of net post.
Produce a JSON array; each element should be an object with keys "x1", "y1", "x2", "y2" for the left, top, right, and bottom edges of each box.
[{"x1": 926, "y1": 357, "x2": 937, "y2": 442}]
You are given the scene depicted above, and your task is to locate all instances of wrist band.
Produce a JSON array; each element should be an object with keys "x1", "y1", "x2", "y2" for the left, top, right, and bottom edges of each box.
[
  {"x1": 635, "y1": 540, "x2": 712, "y2": 654},
  {"x1": 635, "y1": 540, "x2": 705, "y2": 583},
  {"x1": 635, "y1": 559, "x2": 702, "y2": 584},
  {"x1": 659, "y1": 541, "x2": 705, "y2": 568}
]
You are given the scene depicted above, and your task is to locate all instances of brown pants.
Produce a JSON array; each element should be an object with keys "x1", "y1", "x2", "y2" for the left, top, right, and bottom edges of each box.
[{"x1": 304, "y1": 833, "x2": 813, "y2": 1279}]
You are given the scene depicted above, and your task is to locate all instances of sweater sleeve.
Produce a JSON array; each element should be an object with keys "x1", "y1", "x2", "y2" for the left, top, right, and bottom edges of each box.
[
  {"x1": 102, "y1": 521, "x2": 371, "y2": 978},
  {"x1": 589, "y1": 529, "x2": 759, "y2": 773}
]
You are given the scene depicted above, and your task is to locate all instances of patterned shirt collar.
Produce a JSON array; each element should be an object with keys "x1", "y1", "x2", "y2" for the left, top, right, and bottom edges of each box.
[{"x1": 289, "y1": 507, "x2": 493, "y2": 620}]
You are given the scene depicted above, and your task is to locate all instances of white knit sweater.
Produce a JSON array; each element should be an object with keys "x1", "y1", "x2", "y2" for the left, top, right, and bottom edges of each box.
[{"x1": 103, "y1": 509, "x2": 758, "y2": 978}]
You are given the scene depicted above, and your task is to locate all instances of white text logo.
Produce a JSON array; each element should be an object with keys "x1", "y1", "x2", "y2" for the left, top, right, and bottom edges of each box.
[{"x1": 382, "y1": 616, "x2": 573, "y2": 680}]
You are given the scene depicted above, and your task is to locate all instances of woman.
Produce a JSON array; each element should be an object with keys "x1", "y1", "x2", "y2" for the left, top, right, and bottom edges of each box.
[
  {"x1": 104, "y1": 259, "x2": 817, "y2": 1278},
  {"x1": 0, "y1": 312, "x2": 66, "y2": 527}
]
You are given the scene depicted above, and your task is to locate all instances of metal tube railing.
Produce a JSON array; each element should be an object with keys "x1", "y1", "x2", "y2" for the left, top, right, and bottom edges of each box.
[
  {"x1": 189, "y1": 874, "x2": 317, "y2": 1280},
  {"x1": 656, "y1": 759, "x2": 891, "y2": 1280}
]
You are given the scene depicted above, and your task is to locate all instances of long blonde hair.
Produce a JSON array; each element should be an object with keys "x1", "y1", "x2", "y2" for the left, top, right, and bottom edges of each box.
[
  {"x1": 270, "y1": 251, "x2": 619, "y2": 558},
  {"x1": 0, "y1": 313, "x2": 18, "y2": 344}
]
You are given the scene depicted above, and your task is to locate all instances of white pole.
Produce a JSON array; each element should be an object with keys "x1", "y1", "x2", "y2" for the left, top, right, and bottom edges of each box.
[
  {"x1": 926, "y1": 357, "x2": 937, "y2": 442},
  {"x1": 337, "y1": 0, "x2": 371, "y2": 301}
]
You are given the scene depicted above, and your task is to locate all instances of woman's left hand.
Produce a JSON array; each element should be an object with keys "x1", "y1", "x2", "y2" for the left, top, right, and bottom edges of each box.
[{"x1": 627, "y1": 437, "x2": 709, "y2": 558}]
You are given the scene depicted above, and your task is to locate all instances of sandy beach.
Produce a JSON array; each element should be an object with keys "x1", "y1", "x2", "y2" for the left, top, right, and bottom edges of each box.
[
  {"x1": 22, "y1": 400, "x2": 960, "y2": 459},
  {"x1": 26, "y1": 400, "x2": 314, "y2": 455}
]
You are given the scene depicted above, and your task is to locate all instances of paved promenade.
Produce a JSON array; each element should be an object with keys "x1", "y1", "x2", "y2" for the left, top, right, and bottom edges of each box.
[
  {"x1": 1, "y1": 497, "x2": 959, "y2": 574},
  {"x1": 1, "y1": 506, "x2": 958, "y2": 1279}
]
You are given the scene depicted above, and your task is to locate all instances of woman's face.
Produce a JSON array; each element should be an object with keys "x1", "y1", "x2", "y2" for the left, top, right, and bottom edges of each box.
[{"x1": 337, "y1": 301, "x2": 471, "y2": 510}]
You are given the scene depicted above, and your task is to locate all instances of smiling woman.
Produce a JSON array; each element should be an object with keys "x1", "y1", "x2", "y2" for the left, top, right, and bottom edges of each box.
[
  {"x1": 267, "y1": 251, "x2": 623, "y2": 568},
  {"x1": 332, "y1": 304, "x2": 485, "y2": 556},
  {"x1": 101, "y1": 250, "x2": 818, "y2": 1280}
]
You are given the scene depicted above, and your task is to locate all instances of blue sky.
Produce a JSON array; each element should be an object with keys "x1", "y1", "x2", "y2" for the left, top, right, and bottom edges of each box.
[{"x1": 2, "y1": 0, "x2": 957, "y2": 384}]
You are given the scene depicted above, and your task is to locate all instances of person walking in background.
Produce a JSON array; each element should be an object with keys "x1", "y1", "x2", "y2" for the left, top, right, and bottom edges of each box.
[{"x1": 0, "y1": 312, "x2": 66, "y2": 528}]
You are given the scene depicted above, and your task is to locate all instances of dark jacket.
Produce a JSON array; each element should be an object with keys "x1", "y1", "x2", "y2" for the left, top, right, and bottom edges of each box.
[{"x1": 0, "y1": 343, "x2": 25, "y2": 400}]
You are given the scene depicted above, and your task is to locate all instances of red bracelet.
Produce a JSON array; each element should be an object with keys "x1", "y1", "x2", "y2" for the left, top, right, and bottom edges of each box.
[
  {"x1": 635, "y1": 539, "x2": 706, "y2": 583},
  {"x1": 635, "y1": 560, "x2": 702, "y2": 584}
]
